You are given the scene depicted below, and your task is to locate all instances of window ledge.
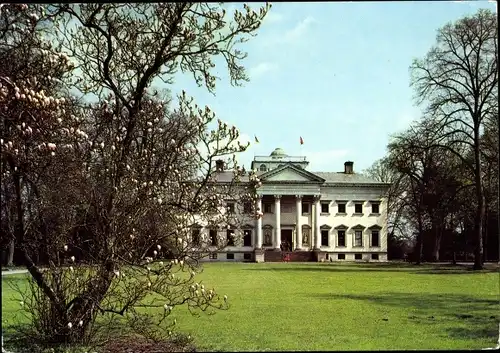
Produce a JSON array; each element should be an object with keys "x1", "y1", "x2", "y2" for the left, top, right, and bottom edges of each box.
[
  {"x1": 336, "y1": 212, "x2": 347, "y2": 216},
  {"x1": 353, "y1": 246, "x2": 364, "y2": 248},
  {"x1": 302, "y1": 212, "x2": 310, "y2": 215},
  {"x1": 369, "y1": 213, "x2": 381, "y2": 216},
  {"x1": 336, "y1": 245, "x2": 346, "y2": 248},
  {"x1": 353, "y1": 213, "x2": 364, "y2": 216},
  {"x1": 320, "y1": 212, "x2": 330, "y2": 216}
]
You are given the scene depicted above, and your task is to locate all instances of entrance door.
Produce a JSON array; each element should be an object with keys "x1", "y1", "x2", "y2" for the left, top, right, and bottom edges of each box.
[{"x1": 281, "y1": 229, "x2": 293, "y2": 251}]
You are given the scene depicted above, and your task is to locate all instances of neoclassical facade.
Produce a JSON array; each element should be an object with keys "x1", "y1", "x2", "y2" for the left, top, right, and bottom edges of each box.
[{"x1": 201, "y1": 148, "x2": 390, "y2": 262}]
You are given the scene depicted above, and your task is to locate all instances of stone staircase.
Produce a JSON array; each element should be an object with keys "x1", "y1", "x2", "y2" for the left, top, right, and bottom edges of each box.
[{"x1": 264, "y1": 250, "x2": 315, "y2": 262}]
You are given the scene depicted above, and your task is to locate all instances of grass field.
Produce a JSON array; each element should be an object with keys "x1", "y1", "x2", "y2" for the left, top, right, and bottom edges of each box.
[{"x1": 2, "y1": 262, "x2": 499, "y2": 351}]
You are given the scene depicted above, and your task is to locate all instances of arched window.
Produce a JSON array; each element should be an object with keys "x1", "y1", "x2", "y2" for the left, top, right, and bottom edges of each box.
[{"x1": 259, "y1": 164, "x2": 267, "y2": 172}]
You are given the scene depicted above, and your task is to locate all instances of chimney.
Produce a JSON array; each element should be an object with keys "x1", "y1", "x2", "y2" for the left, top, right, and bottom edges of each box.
[
  {"x1": 344, "y1": 161, "x2": 354, "y2": 174},
  {"x1": 215, "y1": 159, "x2": 224, "y2": 172}
]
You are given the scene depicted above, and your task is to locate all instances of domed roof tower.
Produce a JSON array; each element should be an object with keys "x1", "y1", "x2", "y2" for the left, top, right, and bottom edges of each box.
[{"x1": 270, "y1": 148, "x2": 287, "y2": 157}]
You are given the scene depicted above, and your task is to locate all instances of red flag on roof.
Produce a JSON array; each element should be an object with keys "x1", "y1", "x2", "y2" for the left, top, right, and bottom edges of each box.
[{"x1": 300, "y1": 136, "x2": 304, "y2": 145}]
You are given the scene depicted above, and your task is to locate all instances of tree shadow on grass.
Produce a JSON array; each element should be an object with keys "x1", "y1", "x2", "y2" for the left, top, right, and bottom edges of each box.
[
  {"x1": 313, "y1": 292, "x2": 500, "y2": 342},
  {"x1": 243, "y1": 263, "x2": 499, "y2": 275},
  {"x1": 2, "y1": 275, "x2": 30, "y2": 286}
]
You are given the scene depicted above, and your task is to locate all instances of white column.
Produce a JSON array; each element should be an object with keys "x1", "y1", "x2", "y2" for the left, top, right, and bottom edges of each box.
[
  {"x1": 274, "y1": 195, "x2": 281, "y2": 250},
  {"x1": 314, "y1": 196, "x2": 321, "y2": 249},
  {"x1": 256, "y1": 196, "x2": 263, "y2": 249},
  {"x1": 295, "y1": 195, "x2": 302, "y2": 250}
]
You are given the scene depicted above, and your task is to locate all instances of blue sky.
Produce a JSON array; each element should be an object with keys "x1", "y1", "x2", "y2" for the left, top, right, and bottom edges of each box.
[{"x1": 169, "y1": 1, "x2": 497, "y2": 173}]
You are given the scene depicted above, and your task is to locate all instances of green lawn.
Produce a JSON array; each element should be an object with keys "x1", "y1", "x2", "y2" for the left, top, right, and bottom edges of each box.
[{"x1": 2, "y1": 262, "x2": 499, "y2": 351}]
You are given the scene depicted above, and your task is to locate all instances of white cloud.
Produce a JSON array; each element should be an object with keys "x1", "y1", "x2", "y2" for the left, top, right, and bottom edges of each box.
[
  {"x1": 264, "y1": 11, "x2": 284, "y2": 24},
  {"x1": 304, "y1": 149, "x2": 350, "y2": 171},
  {"x1": 202, "y1": 127, "x2": 253, "y2": 159},
  {"x1": 249, "y1": 62, "x2": 278, "y2": 79},
  {"x1": 232, "y1": 133, "x2": 252, "y2": 149},
  {"x1": 394, "y1": 112, "x2": 417, "y2": 132},
  {"x1": 284, "y1": 16, "x2": 317, "y2": 42}
]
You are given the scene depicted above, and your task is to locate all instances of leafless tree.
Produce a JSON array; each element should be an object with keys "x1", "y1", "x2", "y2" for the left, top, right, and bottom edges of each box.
[{"x1": 410, "y1": 9, "x2": 498, "y2": 269}]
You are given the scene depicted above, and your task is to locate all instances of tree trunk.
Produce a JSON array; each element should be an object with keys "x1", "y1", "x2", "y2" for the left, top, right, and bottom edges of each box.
[
  {"x1": 432, "y1": 225, "x2": 442, "y2": 262},
  {"x1": 483, "y1": 209, "x2": 488, "y2": 262},
  {"x1": 7, "y1": 238, "x2": 15, "y2": 267},
  {"x1": 473, "y1": 129, "x2": 485, "y2": 270},
  {"x1": 415, "y1": 216, "x2": 424, "y2": 265},
  {"x1": 451, "y1": 217, "x2": 457, "y2": 265},
  {"x1": 431, "y1": 217, "x2": 442, "y2": 262},
  {"x1": 410, "y1": 178, "x2": 424, "y2": 265}
]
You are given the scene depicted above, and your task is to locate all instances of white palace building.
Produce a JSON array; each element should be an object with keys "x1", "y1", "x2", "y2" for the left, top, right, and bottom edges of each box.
[{"x1": 201, "y1": 148, "x2": 390, "y2": 263}]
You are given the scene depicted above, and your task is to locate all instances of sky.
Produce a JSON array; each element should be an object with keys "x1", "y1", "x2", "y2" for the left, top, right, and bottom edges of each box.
[{"x1": 168, "y1": 1, "x2": 497, "y2": 173}]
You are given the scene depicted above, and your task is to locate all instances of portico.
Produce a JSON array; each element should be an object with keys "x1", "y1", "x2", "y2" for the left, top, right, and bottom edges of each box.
[{"x1": 255, "y1": 194, "x2": 324, "y2": 251}]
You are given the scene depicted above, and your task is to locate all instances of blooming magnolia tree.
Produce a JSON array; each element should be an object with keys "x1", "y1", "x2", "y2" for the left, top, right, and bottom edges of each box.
[
  {"x1": 1, "y1": 3, "x2": 85, "y2": 273},
  {"x1": 2, "y1": 2, "x2": 269, "y2": 347}
]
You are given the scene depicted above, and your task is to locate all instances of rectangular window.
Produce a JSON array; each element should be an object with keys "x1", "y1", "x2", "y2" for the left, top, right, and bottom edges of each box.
[
  {"x1": 354, "y1": 230, "x2": 363, "y2": 247},
  {"x1": 227, "y1": 202, "x2": 235, "y2": 214},
  {"x1": 321, "y1": 230, "x2": 329, "y2": 246},
  {"x1": 302, "y1": 203, "x2": 310, "y2": 214},
  {"x1": 337, "y1": 230, "x2": 346, "y2": 247},
  {"x1": 263, "y1": 203, "x2": 272, "y2": 214},
  {"x1": 371, "y1": 254, "x2": 379, "y2": 260},
  {"x1": 209, "y1": 229, "x2": 218, "y2": 246},
  {"x1": 338, "y1": 253, "x2": 345, "y2": 260},
  {"x1": 371, "y1": 231, "x2": 379, "y2": 247},
  {"x1": 321, "y1": 203, "x2": 329, "y2": 214},
  {"x1": 338, "y1": 203, "x2": 346, "y2": 213},
  {"x1": 354, "y1": 203, "x2": 363, "y2": 214},
  {"x1": 243, "y1": 202, "x2": 252, "y2": 214},
  {"x1": 226, "y1": 253, "x2": 234, "y2": 260},
  {"x1": 209, "y1": 253, "x2": 217, "y2": 259},
  {"x1": 243, "y1": 230, "x2": 252, "y2": 247},
  {"x1": 226, "y1": 230, "x2": 235, "y2": 246},
  {"x1": 355, "y1": 253, "x2": 362, "y2": 260},
  {"x1": 243, "y1": 253, "x2": 252, "y2": 261},
  {"x1": 192, "y1": 229, "x2": 200, "y2": 246},
  {"x1": 371, "y1": 203, "x2": 380, "y2": 214}
]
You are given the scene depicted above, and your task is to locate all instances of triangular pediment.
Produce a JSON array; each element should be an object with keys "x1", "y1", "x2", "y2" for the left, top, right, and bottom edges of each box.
[
  {"x1": 352, "y1": 224, "x2": 366, "y2": 230},
  {"x1": 259, "y1": 164, "x2": 325, "y2": 183}
]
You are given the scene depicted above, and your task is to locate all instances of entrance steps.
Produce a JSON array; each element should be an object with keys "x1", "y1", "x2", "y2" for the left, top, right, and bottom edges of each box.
[{"x1": 264, "y1": 250, "x2": 315, "y2": 262}]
